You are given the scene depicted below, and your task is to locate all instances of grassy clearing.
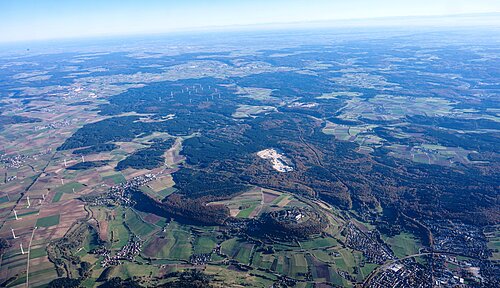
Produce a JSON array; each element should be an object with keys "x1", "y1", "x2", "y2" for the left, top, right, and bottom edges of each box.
[
  {"x1": 221, "y1": 238, "x2": 238, "y2": 257},
  {"x1": 111, "y1": 262, "x2": 159, "y2": 281}
]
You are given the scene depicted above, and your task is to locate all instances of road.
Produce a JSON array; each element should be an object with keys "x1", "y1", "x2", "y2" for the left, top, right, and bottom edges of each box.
[{"x1": 25, "y1": 226, "x2": 37, "y2": 288}]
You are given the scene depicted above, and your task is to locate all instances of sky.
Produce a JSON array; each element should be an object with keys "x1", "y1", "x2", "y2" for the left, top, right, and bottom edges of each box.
[{"x1": 1, "y1": 0, "x2": 499, "y2": 43}]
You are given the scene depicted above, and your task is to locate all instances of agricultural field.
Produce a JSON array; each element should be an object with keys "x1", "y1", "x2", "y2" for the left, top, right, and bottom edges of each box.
[
  {"x1": 322, "y1": 121, "x2": 383, "y2": 147},
  {"x1": 387, "y1": 143, "x2": 475, "y2": 165},
  {"x1": 35, "y1": 214, "x2": 60, "y2": 228}
]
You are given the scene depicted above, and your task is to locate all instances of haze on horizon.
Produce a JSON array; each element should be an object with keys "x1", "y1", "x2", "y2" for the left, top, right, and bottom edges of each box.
[{"x1": 1, "y1": 0, "x2": 500, "y2": 43}]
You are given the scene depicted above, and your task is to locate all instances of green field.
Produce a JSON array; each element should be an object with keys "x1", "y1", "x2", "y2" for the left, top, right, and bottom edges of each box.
[
  {"x1": 112, "y1": 262, "x2": 160, "y2": 280},
  {"x1": 158, "y1": 187, "x2": 176, "y2": 198},
  {"x1": 35, "y1": 214, "x2": 60, "y2": 227},
  {"x1": 51, "y1": 182, "x2": 85, "y2": 203},
  {"x1": 109, "y1": 208, "x2": 132, "y2": 250},
  {"x1": 55, "y1": 181, "x2": 84, "y2": 193},
  {"x1": 221, "y1": 238, "x2": 254, "y2": 265},
  {"x1": 289, "y1": 253, "x2": 308, "y2": 278},
  {"x1": 382, "y1": 232, "x2": 421, "y2": 258},
  {"x1": 193, "y1": 236, "x2": 216, "y2": 254},
  {"x1": 300, "y1": 236, "x2": 338, "y2": 249},
  {"x1": 102, "y1": 173, "x2": 126, "y2": 184},
  {"x1": 0, "y1": 195, "x2": 9, "y2": 204},
  {"x1": 143, "y1": 222, "x2": 192, "y2": 260},
  {"x1": 125, "y1": 209, "x2": 156, "y2": 237},
  {"x1": 253, "y1": 251, "x2": 275, "y2": 270},
  {"x1": 52, "y1": 191, "x2": 63, "y2": 203},
  {"x1": 29, "y1": 247, "x2": 47, "y2": 259},
  {"x1": 236, "y1": 204, "x2": 257, "y2": 218}
]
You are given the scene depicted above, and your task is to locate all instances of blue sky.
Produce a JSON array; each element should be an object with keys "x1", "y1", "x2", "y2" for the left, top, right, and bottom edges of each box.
[{"x1": 1, "y1": 0, "x2": 499, "y2": 42}]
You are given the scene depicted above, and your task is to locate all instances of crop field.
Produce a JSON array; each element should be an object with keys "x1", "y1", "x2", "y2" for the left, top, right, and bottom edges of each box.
[
  {"x1": 35, "y1": 214, "x2": 60, "y2": 227},
  {"x1": 28, "y1": 265, "x2": 58, "y2": 288},
  {"x1": 0, "y1": 196, "x2": 9, "y2": 204},
  {"x1": 288, "y1": 253, "x2": 308, "y2": 279},
  {"x1": 29, "y1": 247, "x2": 47, "y2": 259},
  {"x1": 90, "y1": 206, "x2": 109, "y2": 241},
  {"x1": 101, "y1": 172, "x2": 126, "y2": 184},
  {"x1": 52, "y1": 181, "x2": 85, "y2": 203},
  {"x1": 322, "y1": 121, "x2": 383, "y2": 147}
]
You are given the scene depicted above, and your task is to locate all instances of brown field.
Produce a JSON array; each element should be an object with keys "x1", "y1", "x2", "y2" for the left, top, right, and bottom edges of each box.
[
  {"x1": 143, "y1": 236, "x2": 170, "y2": 257},
  {"x1": 262, "y1": 189, "x2": 281, "y2": 204}
]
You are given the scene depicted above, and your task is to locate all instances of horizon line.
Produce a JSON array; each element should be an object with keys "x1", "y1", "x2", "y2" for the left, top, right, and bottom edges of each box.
[{"x1": 1, "y1": 12, "x2": 499, "y2": 45}]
